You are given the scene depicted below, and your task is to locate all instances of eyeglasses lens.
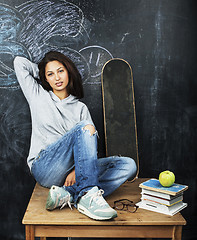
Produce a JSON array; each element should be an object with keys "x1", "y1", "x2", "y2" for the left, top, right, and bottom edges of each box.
[
  {"x1": 114, "y1": 202, "x2": 124, "y2": 210},
  {"x1": 127, "y1": 204, "x2": 137, "y2": 212}
]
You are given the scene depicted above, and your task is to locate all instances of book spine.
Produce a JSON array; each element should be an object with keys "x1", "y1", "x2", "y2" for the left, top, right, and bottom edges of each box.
[
  {"x1": 141, "y1": 189, "x2": 172, "y2": 200},
  {"x1": 141, "y1": 194, "x2": 183, "y2": 206},
  {"x1": 142, "y1": 200, "x2": 184, "y2": 211},
  {"x1": 142, "y1": 197, "x2": 183, "y2": 207}
]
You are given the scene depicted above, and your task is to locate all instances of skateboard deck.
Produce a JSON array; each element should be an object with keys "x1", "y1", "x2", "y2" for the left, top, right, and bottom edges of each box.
[{"x1": 101, "y1": 58, "x2": 139, "y2": 176}]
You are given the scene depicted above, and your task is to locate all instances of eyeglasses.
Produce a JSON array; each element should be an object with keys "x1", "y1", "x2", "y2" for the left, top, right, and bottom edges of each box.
[{"x1": 112, "y1": 199, "x2": 138, "y2": 213}]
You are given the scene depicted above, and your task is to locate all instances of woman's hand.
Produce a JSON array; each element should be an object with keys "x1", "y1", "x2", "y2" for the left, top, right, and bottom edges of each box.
[{"x1": 64, "y1": 168, "x2": 76, "y2": 187}]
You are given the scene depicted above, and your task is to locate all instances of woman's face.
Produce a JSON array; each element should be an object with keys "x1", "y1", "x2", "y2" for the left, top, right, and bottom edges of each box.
[{"x1": 45, "y1": 60, "x2": 69, "y2": 97}]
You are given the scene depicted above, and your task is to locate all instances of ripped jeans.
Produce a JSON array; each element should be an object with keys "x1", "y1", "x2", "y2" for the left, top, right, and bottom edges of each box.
[{"x1": 31, "y1": 120, "x2": 137, "y2": 203}]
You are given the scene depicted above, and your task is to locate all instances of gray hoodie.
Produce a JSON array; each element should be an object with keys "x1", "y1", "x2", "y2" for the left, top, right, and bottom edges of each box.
[{"x1": 14, "y1": 56, "x2": 93, "y2": 169}]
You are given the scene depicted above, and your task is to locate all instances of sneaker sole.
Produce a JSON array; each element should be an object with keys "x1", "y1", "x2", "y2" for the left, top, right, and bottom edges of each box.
[{"x1": 77, "y1": 204, "x2": 117, "y2": 220}]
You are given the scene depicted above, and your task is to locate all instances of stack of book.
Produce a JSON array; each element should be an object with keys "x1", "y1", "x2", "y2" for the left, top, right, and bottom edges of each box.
[{"x1": 136, "y1": 179, "x2": 188, "y2": 216}]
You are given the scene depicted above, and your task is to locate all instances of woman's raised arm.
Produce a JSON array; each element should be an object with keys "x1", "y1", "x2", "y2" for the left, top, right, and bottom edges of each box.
[{"x1": 13, "y1": 56, "x2": 40, "y2": 102}]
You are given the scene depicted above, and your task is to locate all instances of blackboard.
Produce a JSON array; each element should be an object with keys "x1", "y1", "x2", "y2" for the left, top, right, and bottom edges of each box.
[{"x1": 0, "y1": 0, "x2": 197, "y2": 239}]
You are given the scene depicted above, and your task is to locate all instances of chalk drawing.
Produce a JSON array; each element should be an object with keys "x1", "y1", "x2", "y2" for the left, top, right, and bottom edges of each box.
[
  {"x1": 0, "y1": 4, "x2": 30, "y2": 89},
  {"x1": 152, "y1": 4, "x2": 165, "y2": 97},
  {"x1": 16, "y1": 0, "x2": 86, "y2": 62},
  {"x1": 0, "y1": 95, "x2": 31, "y2": 158},
  {"x1": 150, "y1": 3, "x2": 165, "y2": 159},
  {"x1": 1, "y1": 0, "x2": 113, "y2": 88},
  {"x1": 120, "y1": 32, "x2": 130, "y2": 44},
  {"x1": 79, "y1": 45, "x2": 113, "y2": 80}
]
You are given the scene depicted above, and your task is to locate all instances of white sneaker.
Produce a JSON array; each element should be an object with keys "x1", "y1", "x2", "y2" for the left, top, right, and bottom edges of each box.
[
  {"x1": 77, "y1": 186, "x2": 117, "y2": 220},
  {"x1": 46, "y1": 185, "x2": 73, "y2": 210}
]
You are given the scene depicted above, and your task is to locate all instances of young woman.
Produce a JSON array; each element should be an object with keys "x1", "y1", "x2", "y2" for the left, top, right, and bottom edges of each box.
[{"x1": 14, "y1": 51, "x2": 137, "y2": 220}]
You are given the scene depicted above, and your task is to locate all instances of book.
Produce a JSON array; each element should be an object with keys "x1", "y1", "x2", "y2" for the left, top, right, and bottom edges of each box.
[
  {"x1": 141, "y1": 188, "x2": 182, "y2": 200},
  {"x1": 139, "y1": 179, "x2": 188, "y2": 196},
  {"x1": 141, "y1": 193, "x2": 183, "y2": 207},
  {"x1": 136, "y1": 200, "x2": 187, "y2": 216}
]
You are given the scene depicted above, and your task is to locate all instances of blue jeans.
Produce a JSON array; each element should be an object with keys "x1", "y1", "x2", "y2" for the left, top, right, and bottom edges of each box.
[{"x1": 31, "y1": 120, "x2": 137, "y2": 202}]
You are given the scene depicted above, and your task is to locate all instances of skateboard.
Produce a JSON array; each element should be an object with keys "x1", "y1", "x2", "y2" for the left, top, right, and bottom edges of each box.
[{"x1": 101, "y1": 58, "x2": 139, "y2": 176}]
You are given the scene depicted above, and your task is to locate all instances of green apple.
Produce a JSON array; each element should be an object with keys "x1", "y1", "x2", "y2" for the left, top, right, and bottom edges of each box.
[{"x1": 159, "y1": 170, "x2": 175, "y2": 187}]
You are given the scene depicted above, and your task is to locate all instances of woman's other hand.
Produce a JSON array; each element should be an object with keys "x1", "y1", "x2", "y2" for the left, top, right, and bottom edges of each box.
[{"x1": 64, "y1": 168, "x2": 76, "y2": 186}]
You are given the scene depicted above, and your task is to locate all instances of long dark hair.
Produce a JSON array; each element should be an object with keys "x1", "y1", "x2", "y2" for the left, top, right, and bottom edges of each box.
[{"x1": 38, "y1": 51, "x2": 84, "y2": 99}]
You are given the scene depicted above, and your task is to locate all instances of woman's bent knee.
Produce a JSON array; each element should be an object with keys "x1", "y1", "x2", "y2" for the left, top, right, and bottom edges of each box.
[
  {"x1": 83, "y1": 124, "x2": 96, "y2": 136},
  {"x1": 123, "y1": 157, "x2": 137, "y2": 180}
]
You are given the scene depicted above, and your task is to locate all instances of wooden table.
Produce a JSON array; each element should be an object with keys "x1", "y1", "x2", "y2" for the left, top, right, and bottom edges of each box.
[{"x1": 22, "y1": 178, "x2": 186, "y2": 240}]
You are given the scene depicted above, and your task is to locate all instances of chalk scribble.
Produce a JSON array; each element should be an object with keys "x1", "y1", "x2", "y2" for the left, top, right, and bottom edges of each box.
[{"x1": 0, "y1": 0, "x2": 113, "y2": 88}]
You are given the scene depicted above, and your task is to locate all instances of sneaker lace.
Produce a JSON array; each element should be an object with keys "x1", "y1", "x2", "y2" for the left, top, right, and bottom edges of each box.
[
  {"x1": 59, "y1": 194, "x2": 73, "y2": 210},
  {"x1": 88, "y1": 189, "x2": 106, "y2": 208}
]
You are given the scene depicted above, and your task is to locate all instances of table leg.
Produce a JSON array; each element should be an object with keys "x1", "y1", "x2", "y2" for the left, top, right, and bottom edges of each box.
[
  {"x1": 25, "y1": 225, "x2": 34, "y2": 240},
  {"x1": 173, "y1": 226, "x2": 182, "y2": 240}
]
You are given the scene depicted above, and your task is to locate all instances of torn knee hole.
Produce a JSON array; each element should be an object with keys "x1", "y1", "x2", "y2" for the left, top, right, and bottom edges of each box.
[{"x1": 83, "y1": 124, "x2": 96, "y2": 136}]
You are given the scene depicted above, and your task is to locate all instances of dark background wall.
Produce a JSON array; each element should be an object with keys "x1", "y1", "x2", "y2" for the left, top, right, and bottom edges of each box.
[{"x1": 0, "y1": 0, "x2": 196, "y2": 239}]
